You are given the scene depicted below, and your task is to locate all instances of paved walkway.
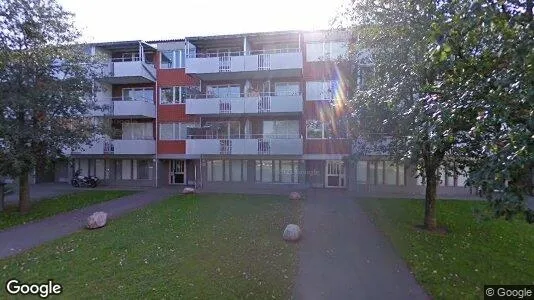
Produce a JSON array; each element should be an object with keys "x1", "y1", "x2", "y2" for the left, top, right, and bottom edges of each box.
[
  {"x1": 294, "y1": 189, "x2": 429, "y2": 300},
  {"x1": 0, "y1": 187, "x2": 179, "y2": 259}
]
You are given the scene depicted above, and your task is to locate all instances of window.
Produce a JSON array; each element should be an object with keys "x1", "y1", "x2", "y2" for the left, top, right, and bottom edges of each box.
[
  {"x1": 122, "y1": 88, "x2": 153, "y2": 102},
  {"x1": 206, "y1": 85, "x2": 240, "y2": 98},
  {"x1": 121, "y1": 122, "x2": 153, "y2": 140},
  {"x1": 137, "y1": 160, "x2": 152, "y2": 180},
  {"x1": 205, "y1": 121, "x2": 240, "y2": 139},
  {"x1": 306, "y1": 41, "x2": 347, "y2": 62},
  {"x1": 207, "y1": 159, "x2": 247, "y2": 182},
  {"x1": 160, "y1": 86, "x2": 195, "y2": 104},
  {"x1": 159, "y1": 123, "x2": 197, "y2": 140},
  {"x1": 306, "y1": 120, "x2": 346, "y2": 139},
  {"x1": 160, "y1": 50, "x2": 185, "y2": 69},
  {"x1": 274, "y1": 82, "x2": 300, "y2": 96},
  {"x1": 255, "y1": 160, "x2": 300, "y2": 183},
  {"x1": 263, "y1": 120, "x2": 299, "y2": 138},
  {"x1": 122, "y1": 159, "x2": 132, "y2": 180},
  {"x1": 361, "y1": 160, "x2": 405, "y2": 186},
  {"x1": 306, "y1": 120, "x2": 323, "y2": 139},
  {"x1": 306, "y1": 80, "x2": 338, "y2": 101}
]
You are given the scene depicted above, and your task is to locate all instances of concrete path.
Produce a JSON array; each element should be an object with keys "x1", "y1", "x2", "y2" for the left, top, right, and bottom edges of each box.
[
  {"x1": 4, "y1": 183, "x2": 78, "y2": 206},
  {"x1": 0, "y1": 187, "x2": 179, "y2": 259},
  {"x1": 294, "y1": 189, "x2": 429, "y2": 300}
]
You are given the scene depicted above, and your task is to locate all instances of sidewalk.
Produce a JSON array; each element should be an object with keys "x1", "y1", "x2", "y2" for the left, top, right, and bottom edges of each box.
[
  {"x1": 294, "y1": 189, "x2": 429, "y2": 299},
  {"x1": 0, "y1": 187, "x2": 179, "y2": 259}
]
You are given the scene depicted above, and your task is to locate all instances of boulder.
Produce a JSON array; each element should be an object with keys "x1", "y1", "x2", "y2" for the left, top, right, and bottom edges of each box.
[
  {"x1": 289, "y1": 192, "x2": 302, "y2": 200},
  {"x1": 283, "y1": 224, "x2": 301, "y2": 241},
  {"x1": 182, "y1": 187, "x2": 195, "y2": 194},
  {"x1": 87, "y1": 211, "x2": 107, "y2": 229}
]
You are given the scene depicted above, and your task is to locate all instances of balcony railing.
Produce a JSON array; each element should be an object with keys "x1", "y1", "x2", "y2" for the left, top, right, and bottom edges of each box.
[
  {"x1": 185, "y1": 134, "x2": 303, "y2": 155},
  {"x1": 185, "y1": 92, "x2": 303, "y2": 115},
  {"x1": 71, "y1": 139, "x2": 155, "y2": 155},
  {"x1": 185, "y1": 49, "x2": 303, "y2": 78}
]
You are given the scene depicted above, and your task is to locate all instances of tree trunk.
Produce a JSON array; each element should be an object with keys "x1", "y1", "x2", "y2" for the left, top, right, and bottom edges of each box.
[
  {"x1": 19, "y1": 173, "x2": 31, "y2": 214},
  {"x1": 424, "y1": 168, "x2": 438, "y2": 230}
]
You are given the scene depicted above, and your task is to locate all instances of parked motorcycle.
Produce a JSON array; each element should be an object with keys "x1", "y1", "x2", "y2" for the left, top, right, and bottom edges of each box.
[{"x1": 71, "y1": 169, "x2": 98, "y2": 188}]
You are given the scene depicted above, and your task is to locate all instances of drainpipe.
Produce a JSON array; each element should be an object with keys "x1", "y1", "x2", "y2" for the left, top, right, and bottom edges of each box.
[{"x1": 154, "y1": 53, "x2": 159, "y2": 188}]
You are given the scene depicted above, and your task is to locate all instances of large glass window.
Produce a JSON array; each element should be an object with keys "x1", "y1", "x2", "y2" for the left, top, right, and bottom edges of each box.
[
  {"x1": 255, "y1": 160, "x2": 300, "y2": 184},
  {"x1": 160, "y1": 86, "x2": 195, "y2": 104},
  {"x1": 207, "y1": 159, "x2": 247, "y2": 182},
  {"x1": 306, "y1": 41, "x2": 348, "y2": 62},
  {"x1": 160, "y1": 50, "x2": 185, "y2": 69},
  {"x1": 263, "y1": 120, "x2": 299, "y2": 138},
  {"x1": 305, "y1": 80, "x2": 338, "y2": 101},
  {"x1": 385, "y1": 161, "x2": 397, "y2": 185},
  {"x1": 306, "y1": 120, "x2": 323, "y2": 139},
  {"x1": 122, "y1": 88, "x2": 153, "y2": 102},
  {"x1": 274, "y1": 82, "x2": 300, "y2": 96},
  {"x1": 356, "y1": 161, "x2": 367, "y2": 184},
  {"x1": 121, "y1": 122, "x2": 153, "y2": 140},
  {"x1": 159, "y1": 123, "x2": 197, "y2": 140},
  {"x1": 206, "y1": 85, "x2": 240, "y2": 98},
  {"x1": 205, "y1": 121, "x2": 240, "y2": 139}
]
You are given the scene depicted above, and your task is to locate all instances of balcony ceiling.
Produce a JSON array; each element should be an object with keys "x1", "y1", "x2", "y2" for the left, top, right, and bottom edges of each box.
[
  {"x1": 91, "y1": 40, "x2": 157, "y2": 52},
  {"x1": 186, "y1": 30, "x2": 301, "y2": 48}
]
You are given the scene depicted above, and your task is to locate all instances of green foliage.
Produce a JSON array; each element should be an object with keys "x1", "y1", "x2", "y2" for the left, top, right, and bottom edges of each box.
[
  {"x1": 337, "y1": 0, "x2": 533, "y2": 220},
  {"x1": 0, "y1": 190, "x2": 135, "y2": 230},
  {"x1": 0, "y1": 0, "x2": 106, "y2": 179},
  {"x1": 0, "y1": 194, "x2": 301, "y2": 298},
  {"x1": 360, "y1": 198, "x2": 534, "y2": 299}
]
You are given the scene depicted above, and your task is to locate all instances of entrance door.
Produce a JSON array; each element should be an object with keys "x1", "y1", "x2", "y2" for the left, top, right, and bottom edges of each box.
[
  {"x1": 325, "y1": 160, "x2": 346, "y2": 188},
  {"x1": 169, "y1": 160, "x2": 186, "y2": 184}
]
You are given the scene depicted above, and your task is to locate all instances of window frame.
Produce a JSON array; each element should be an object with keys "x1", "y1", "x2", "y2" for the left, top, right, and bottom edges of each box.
[
  {"x1": 160, "y1": 50, "x2": 185, "y2": 69},
  {"x1": 159, "y1": 122, "x2": 197, "y2": 140},
  {"x1": 159, "y1": 86, "x2": 191, "y2": 104}
]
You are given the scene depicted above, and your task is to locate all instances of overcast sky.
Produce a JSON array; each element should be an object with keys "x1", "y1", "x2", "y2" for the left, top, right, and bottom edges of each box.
[{"x1": 57, "y1": 0, "x2": 347, "y2": 43}]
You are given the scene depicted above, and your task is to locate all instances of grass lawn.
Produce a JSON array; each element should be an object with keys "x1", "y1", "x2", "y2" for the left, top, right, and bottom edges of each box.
[
  {"x1": 0, "y1": 190, "x2": 135, "y2": 230},
  {"x1": 0, "y1": 193, "x2": 301, "y2": 299},
  {"x1": 360, "y1": 198, "x2": 534, "y2": 299}
]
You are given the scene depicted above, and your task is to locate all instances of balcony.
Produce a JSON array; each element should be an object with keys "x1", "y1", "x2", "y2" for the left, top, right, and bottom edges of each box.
[
  {"x1": 185, "y1": 49, "x2": 303, "y2": 80},
  {"x1": 185, "y1": 92, "x2": 303, "y2": 115},
  {"x1": 70, "y1": 139, "x2": 155, "y2": 155},
  {"x1": 99, "y1": 59, "x2": 156, "y2": 84},
  {"x1": 112, "y1": 97, "x2": 156, "y2": 118},
  {"x1": 186, "y1": 135, "x2": 303, "y2": 155}
]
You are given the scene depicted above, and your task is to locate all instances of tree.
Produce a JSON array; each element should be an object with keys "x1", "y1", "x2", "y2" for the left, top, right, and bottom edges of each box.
[
  {"x1": 336, "y1": 0, "x2": 533, "y2": 229},
  {"x1": 432, "y1": 0, "x2": 534, "y2": 219},
  {"x1": 0, "y1": 0, "x2": 104, "y2": 213},
  {"x1": 336, "y1": 0, "x2": 480, "y2": 230}
]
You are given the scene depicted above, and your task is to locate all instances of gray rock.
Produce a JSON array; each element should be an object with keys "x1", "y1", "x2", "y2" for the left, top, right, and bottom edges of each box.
[
  {"x1": 86, "y1": 211, "x2": 107, "y2": 229},
  {"x1": 289, "y1": 192, "x2": 302, "y2": 200},
  {"x1": 283, "y1": 224, "x2": 301, "y2": 241},
  {"x1": 183, "y1": 187, "x2": 195, "y2": 194}
]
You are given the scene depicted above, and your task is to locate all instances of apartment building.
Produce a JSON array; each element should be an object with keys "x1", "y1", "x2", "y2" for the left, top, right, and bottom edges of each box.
[{"x1": 65, "y1": 30, "x2": 473, "y2": 196}]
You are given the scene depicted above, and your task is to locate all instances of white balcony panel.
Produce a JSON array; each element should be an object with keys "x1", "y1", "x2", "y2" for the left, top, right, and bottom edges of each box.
[
  {"x1": 113, "y1": 101, "x2": 156, "y2": 118},
  {"x1": 269, "y1": 95, "x2": 303, "y2": 113},
  {"x1": 89, "y1": 100, "x2": 113, "y2": 117},
  {"x1": 186, "y1": 57, "x2": 219, "y2": 73},
  {"x1": 270, "y1": 52, "x2": 303, "y2": 70},
  {"x1": 185, "y1": 95, "x2": 302, "y2": 115},
  {"x1": 70, "y1": 140, "x2": 105, "y2": 155},
  {"x1": 113, "y1": 140, "x2": 155, "y2": 155},
  {"x1": 100, "y1": 61, "x2": 156, "y2": 84},
  {"x1": 229, "y1": 56, "x2": 246, "y2": 72}
]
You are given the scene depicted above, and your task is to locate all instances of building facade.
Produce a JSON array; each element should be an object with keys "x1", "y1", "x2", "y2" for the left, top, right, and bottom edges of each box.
[{"x1": 64, "y1": 30, "x2": 474, "y2": 196}]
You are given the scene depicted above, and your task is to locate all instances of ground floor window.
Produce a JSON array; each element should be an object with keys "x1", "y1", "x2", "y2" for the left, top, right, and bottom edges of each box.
[
  {"x1": 255, "y1": 160, "x2": 300, "y2": 183},
  {"x1": 417, "y1": 165, "x2": 468, "y2": 187},
  {"x1": 356, "y1": 160, "x2": 405, "y2": 186},
  {"x1": 207, "y1": 159, "x2": 247, "y2": 182}
]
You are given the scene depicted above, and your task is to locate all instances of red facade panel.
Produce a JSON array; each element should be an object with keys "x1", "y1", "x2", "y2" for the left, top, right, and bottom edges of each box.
[
  {"x1": 158, "y1": 104, "x2": 197, "y2": 122},
  {"x1": 305, "y1": 139, "x2": 351, "y2": 155},
  {"x1": 158, "y1": 140, "x2": 186, "y2": 154}
]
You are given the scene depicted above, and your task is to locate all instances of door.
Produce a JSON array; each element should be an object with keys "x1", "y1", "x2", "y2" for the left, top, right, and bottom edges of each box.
[
  {"x1": 169, "y1": 160, "x2": 186, "y2": 184},
  {"x1": 325, "y1": 160, "x2": 346, "y2": 188}
]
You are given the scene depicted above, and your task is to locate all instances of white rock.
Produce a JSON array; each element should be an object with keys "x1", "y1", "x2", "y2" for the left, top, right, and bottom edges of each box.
[
  {"x1": 289, "y1": 192, "x2": 302, "y2": 200},
  {"x1": 182, "y1": 187, "x2": 195, "y2": 194},
  {"x1": 283, "y1": 224, "x2": 301, "y2": 241},
  {"x1": 87, "y1": 211, "x2": 107, "y2": 229}
]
